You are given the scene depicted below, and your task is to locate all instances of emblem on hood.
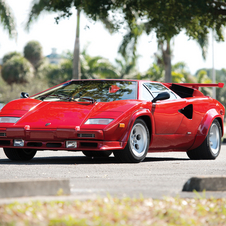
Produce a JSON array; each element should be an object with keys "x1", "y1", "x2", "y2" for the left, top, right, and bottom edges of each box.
[{"x1": 45, "y1": 123, "x2": 51, "y2": 126}]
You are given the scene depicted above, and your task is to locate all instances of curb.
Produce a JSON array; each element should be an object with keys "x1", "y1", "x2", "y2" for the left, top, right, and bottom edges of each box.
[
  {"x1": 182, "y1": 176, "x2": 226, "y2": 192},
  {"x1": 0, "y1": 179, "x2": 70, "y2": 198}
]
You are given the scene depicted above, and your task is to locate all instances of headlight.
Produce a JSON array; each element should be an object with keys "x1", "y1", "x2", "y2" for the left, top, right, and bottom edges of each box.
[
  {"x1": 0, "y1": 117, "x2": 20, "y2": 123},
  {"x1": 85, "y1": 118, "x2": 113, "y2": 125}
]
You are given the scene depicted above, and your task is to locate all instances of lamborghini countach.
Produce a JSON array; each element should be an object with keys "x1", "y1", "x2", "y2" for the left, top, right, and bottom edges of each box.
[{"x1": 0, "y1": 80, "x2": 224, "y2": 163}]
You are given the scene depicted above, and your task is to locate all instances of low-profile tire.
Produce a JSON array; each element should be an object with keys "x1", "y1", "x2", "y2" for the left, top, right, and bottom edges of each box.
[
  {"x1": 3, "y1": 148, "x2": 37, "y2": 161},
  {"x1": 187, "y1": 119, "x2": 221, "y2": 160},
  {"x1": 113, "y1": 119, "x2": 150, "y2": 163},
  {"x1": 82, "y1": 151, "x2": 112, "y2": 158}
]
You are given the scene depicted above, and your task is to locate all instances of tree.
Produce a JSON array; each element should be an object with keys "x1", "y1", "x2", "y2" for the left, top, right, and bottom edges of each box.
[
  {"x1": 0, "y1": 0, "x2": 16, "y2": 38},
  {"x1": 43, "y1": 49, "x2": 118, "y2": 86},
  {"x1": 80, "y1": 48, "x2": 119, "y2": 79},
  {"x1": 26, "y1": 1, "x2": 81, "y2": 79},
  {"x1": 45, "y1": 60, "x2": 73, "y2": 87},
  {"x1": 24, "y1": 40, "x2": 43, "y2": 70},
  {"x1": 26, "y1": 1, "x2": 226, "y2": 81},
  {"x1": 114, "y1": 18, "x2": 209, "y2": 83},
  {"x1": 79, "y1": 0, "x2": 226, "y2": 82},
  {"x1": 195, "y1": 68, "x2": 226, "y2": 104},
  {"x1": 73, "y1": 9, "x2": 81, "y2": 79},
  {"x1": 2, "y1": 51, "x2": 22, "y2": 64},
  {"x1": 1, "y1": 55, "x2": 33, "y2": 85},
  {"x1": 114, "y1": 55, "x2": 140, "y2": 79}
]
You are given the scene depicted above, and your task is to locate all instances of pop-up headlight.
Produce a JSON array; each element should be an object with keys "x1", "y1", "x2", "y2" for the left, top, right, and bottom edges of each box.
[
  {"x1": 0, "y1": 117, "x2": 20, "y2": 123},
  {"x1": 85, "y1": 118, "x2": 113, "y2": 125}
]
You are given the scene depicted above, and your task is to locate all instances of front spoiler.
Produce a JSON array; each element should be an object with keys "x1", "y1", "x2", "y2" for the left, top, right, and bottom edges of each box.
[{"x1": 0, "y1": 128, "x2": 126, "y2": 151}]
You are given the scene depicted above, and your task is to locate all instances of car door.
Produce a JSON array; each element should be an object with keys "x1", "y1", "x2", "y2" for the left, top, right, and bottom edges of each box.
[{"x1": 141, "y1": 82, "x2": 194, "y2": 150}]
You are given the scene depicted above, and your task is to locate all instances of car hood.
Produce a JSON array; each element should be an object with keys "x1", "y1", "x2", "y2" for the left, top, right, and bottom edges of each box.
[{"x1": 0, "y1": 98, "x2": 139, "y2": 129}]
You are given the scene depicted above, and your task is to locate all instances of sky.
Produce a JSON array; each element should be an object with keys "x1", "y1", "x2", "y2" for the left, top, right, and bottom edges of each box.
[{"x1": 1, "y1": 0, "x2": 226, "y2": 75}]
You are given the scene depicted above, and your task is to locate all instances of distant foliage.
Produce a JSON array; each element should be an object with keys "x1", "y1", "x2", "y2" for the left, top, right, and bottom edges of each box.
[
  {"x1": 0, "y1": 0, "x2": 17, "y2": 38},
  {"x1": 0, "y1": 76, "x2": 48, "y2": 104},
  {"x1": 24, "y1": 40, "x2": 43, "y2": 69},
  {"x1": 195, "y1": 68, "x2": 226, "y2": 105},
  {"x1": 142, "y1": 63, "x2": 164, "y2": 82},
  {"x1": 1, "y1": 56, "x2": 34, "y2": 85},
  {"x1": 2, "y1": 51, "x2": 22, "y2": 64},
  {"x1": 45, "y1": 59, "x2": 73, "y2": 87}
]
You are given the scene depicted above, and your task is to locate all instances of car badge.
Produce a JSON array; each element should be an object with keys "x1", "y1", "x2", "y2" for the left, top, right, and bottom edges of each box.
[{"x1": 45, "y1": 123, "x2": 51, "y2": 126}]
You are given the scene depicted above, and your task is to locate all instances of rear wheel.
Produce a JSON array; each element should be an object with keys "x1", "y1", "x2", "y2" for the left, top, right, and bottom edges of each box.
[
  {"x1": 187, "y1": 119, "x2": 221, "y2": 160},
  {"x1": 3, "y1": 148, "x2": 37, "y2": 161},
  {"x1": 82, "y1": 151, "x2": 112, "y2": 158},
  {"x1": 113, "y1": 119, "x2": 150, "y2": 163}
]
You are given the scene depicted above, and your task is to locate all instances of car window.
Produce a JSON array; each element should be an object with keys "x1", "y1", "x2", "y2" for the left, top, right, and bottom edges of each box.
[
  {"x1": 144, "y1": 83, "x2": 178, "y2": 100},
  {"x1": 140, "y1": 85, "x2": 154, "y2": 101},
  {"x1": 32, "y1": 81, "x2": 137, "y2": 102}
]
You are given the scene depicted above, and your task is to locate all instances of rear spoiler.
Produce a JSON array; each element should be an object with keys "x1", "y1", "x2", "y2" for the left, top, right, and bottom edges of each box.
[{"x1": 164, "y1": 83, "x2": 224, "y2": 90}]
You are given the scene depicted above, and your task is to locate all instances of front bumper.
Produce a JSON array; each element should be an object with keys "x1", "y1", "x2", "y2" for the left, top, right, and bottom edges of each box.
[{"x1": 0, "y1": 128, "x2": 125, "y2": 151}]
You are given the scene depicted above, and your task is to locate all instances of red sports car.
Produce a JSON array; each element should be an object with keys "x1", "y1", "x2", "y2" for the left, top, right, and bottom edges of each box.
[{"x1": 0, "y1": 79, "x2": 224, "y2": 163}]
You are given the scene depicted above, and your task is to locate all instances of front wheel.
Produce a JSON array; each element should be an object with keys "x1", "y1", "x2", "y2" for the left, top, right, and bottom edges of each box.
[
  {"x1": 113, "y1": 119, "x2": 150, "y2": 163},
  {"x1": 3, "y1": 148, "x2": 37, "y2": 161},
  {"x1": 187, "y1": 119, "x2": 221, "y2": 160}
]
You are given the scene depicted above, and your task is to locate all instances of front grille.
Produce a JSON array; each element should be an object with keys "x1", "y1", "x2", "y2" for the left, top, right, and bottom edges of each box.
[
  {"x1": 77, "y1": 134, "x2": 95, "y2": 138},
  {"x1": 0, "y1": 140, "x2": 10, "y2": 146},
  {"x1": 80, "y1": 142, "x2": 98, "y2": 148},
  {"x1": 0, "y1": 133, "x2": 6, "y2": 137},
  {"x1": 46, "y1": 143, "x2": 62, "y2": 148},
  {"x1": 27, "y1": 142, "x2": 42, "y2": 147}
]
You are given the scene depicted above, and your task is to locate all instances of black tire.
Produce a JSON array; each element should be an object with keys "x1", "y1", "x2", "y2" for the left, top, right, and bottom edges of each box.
[
  {"x1": 187, "y1": 119, "x2": 221, "y2": 160},
  {"x1": 113, "y1": 119, "x2": 150, "y2": 163},
  {"x1": 82, "y1": 151, "x2": 112, "y2": 158},
  {"x1": 3, "y1": 148, "x2": 37, "y2": 161}
]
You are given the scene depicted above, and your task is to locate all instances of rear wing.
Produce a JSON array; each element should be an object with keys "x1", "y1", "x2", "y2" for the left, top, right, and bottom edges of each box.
[
  {"x1": 164, "y1": 82, "x2": 224, "y2": 90},
  {"x1": 164, "y1": 83, "x2": 224, "y2": 98}
]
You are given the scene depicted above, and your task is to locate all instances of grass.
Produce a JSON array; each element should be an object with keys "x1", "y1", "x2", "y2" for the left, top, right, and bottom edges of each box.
[{"x1": 0, "y1": 195, "x2": 226, "y2": 226}]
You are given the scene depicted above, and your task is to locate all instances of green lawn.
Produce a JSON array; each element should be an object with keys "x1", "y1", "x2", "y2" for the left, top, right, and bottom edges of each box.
[{"x1": 0, "y1": 196, "x2": 226, "y2": 226}]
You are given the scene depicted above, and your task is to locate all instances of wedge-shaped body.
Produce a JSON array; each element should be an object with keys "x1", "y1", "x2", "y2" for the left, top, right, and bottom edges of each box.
[{"x1": 0, "y1": 80, "x2": 224, "y2": 162}]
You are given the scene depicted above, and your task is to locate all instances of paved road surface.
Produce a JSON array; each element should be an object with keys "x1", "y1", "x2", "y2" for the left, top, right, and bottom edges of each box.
[{"x1": 0, "y1": 146, "x2": 226, "y2": 199}]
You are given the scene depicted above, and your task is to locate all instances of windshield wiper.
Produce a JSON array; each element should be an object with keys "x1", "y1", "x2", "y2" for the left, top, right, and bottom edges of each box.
[
  {"x1": 43, "y1": 94, "x2": 71, "y2": 101},
  {"x1": 79, "y1": 96, "x2": 96, "y2": 104}
]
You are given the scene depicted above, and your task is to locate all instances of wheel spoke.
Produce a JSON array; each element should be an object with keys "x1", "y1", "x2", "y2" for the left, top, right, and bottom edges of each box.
[
  {"x1": 209, "y1": 123, "x2": 220, "y2": 155},
  {"x1": 130, "y1": 123, "x2": 148, "y2": 157}
]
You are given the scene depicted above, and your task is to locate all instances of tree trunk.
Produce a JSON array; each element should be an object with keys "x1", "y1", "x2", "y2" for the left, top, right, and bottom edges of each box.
[
  {"x1": 162, "y1": 40, "x2": 172, "y2": 83},
  {"x1": 72, "y1": 9, "x2": 81, "y2": 79}
]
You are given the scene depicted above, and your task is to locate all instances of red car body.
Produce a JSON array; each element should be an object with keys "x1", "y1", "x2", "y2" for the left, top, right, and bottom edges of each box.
[{"x1": 0, "y1": 79, "x2": 224, "y2": 162}]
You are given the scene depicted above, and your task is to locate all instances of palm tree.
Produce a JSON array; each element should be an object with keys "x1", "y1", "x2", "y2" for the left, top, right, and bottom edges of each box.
[
  {"x1": 114, "y1": 55, "x2": 140, "y2": 79},
  {"x1": 72, "y1": 9, "x2": 81, "y2": 79},
  {"x1": 0, "y1": 0, "x2": 16, "y2": 38},
  {"x1": 117, "y1": 17, "x2": 210, "y2": 83},
  {"x1": 26, "y1": 1, "x2": 81, "y2": 79},
  {"x1": 80, "y1": 48, "x2": 119, "y2": 79}
]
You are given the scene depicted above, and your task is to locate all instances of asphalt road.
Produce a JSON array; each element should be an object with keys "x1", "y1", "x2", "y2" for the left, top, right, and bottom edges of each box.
[{"x1": 0, "y1": 145, "x2": 226, "y2": 199}]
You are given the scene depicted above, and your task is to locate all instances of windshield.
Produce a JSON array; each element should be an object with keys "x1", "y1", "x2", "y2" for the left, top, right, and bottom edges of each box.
[{"x1": 32, "y1": 80, "x2": 137, "y2": 102}]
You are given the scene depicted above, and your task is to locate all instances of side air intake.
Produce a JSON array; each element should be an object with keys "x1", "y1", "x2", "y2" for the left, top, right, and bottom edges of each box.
[{"x1": 179, "y1": 104, "x2": 193, "y2": 119}]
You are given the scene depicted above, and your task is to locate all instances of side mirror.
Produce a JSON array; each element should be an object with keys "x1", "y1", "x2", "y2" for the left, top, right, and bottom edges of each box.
[
  {"x1": 152, "y1": 92, "x2": 170, "y2": 103},
  {"x1": 20, "y1": 92, "x2": 29, "y2": 98}
]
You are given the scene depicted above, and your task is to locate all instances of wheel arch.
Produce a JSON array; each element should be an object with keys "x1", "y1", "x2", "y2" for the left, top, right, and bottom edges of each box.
[
  {"x1": 215, "y1": 117, "x2": 224, "y2": 136},
  {"x1": 121, "y1": 109, "x2": 154, "y2": 144},
  {"x1": 189, "y1": 108, "x2": 224, "y2": 150}
]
